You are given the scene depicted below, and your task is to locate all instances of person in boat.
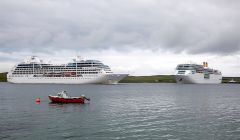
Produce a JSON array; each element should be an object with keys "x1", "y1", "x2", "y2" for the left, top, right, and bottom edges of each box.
[{"x1": 57, "y1": 91, "x2": 69, "y2": 98}]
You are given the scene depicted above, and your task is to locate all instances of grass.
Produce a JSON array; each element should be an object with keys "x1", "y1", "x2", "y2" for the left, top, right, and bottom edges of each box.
[
  {"x1": 0, "y1": 73, "x2": 7, "y2": 82},
  {"x1": 120, "y1": 75, "x2": 240, "y2": 84},
  {"x1": 222, "y1": 77, "x2": 240, "y2": 84},
  {"x1": 1, "y1": 72, "x2": 239, "y2": 83},
  {"x1": 119, "y1": 75, "x2": 176, "y2": 83}
]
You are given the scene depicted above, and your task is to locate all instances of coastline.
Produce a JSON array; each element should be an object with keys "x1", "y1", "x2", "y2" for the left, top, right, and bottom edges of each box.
[
  {"x1": 119, "y1": 75, "x2": 176, "y2": 83},
  {"x1": 0, "y1": 72, "x2": 7, "y2": 82},
  {"x1": 1, "y1": 73, "x2": 239, "y2": 83}
]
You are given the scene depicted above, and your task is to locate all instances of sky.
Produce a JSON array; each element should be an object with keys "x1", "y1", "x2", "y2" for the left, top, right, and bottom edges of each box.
[{"x1": 0, "y1": 0, "x2": 240, "y2": 76}]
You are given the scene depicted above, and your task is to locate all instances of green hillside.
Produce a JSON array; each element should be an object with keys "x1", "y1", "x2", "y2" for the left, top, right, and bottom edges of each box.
[
  {"x1": 0, "y1": 73, "x2": 7, "y2": 82},
  {"x1": 120, "y1": 75, "x2": 176, "y2": 83},
  {"x1": 0, "y1": 72, "x2": 239, "y2": 83},
  {"x1": 120, "y1": 76, "x2": 240, "y2": 84},
  {"x1": 222, "y1": 77, "x2": 240, "y2": 84}
]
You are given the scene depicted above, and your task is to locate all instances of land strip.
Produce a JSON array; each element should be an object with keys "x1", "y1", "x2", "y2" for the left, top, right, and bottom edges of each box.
[{"x1": 1, "y1": 73, "x2": 239, "y2": 83}]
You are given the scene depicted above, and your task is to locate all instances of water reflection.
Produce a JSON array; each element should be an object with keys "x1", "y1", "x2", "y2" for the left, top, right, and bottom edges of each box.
[{"x1": 48, "y1": 102, "x2": 90, "y2": 112}]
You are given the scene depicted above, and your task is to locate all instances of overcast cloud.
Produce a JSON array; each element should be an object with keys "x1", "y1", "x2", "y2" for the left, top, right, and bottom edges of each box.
[{"x1": 0, "y1": 0, "x2": 240, "y2": 75}]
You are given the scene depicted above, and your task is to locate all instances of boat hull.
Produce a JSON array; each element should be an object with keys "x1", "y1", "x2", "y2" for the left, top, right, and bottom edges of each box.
[
  {"x1": 48, "y1": 96, "x2": 85, "y2": 103},
  {"x1": 175, "y1": 73, "x2": 222, "y2": 84},
  {"x1": 7, "y1": 74, "x2": 128, "y2": 84}
]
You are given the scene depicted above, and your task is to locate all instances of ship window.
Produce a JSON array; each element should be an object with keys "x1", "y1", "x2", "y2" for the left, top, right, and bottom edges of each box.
[
  {"x1": 204, "y1": 70, "x2": 210, "y2": 79},
  {"x1": 178, "y1": 71, "x2": 185, "y2": 74},
  {"x1": 204, "y1": 73, "x2": 210, "y2": 79}
]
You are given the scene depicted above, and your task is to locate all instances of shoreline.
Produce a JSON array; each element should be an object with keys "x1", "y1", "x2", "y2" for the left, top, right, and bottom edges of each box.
[{"x1": 1, "y1": 73, "x2": 239, "y2": 83}]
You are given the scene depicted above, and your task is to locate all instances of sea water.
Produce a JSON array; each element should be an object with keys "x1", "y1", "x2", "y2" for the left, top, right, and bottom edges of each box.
[{"x1": 0, "y1": 83, "x2": 240, "y2": 140}]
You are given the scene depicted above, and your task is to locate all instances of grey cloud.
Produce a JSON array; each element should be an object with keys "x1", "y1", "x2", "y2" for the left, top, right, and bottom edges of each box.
[{"x1": 0, "y1": 0, "x2": 240, "y2": 54}]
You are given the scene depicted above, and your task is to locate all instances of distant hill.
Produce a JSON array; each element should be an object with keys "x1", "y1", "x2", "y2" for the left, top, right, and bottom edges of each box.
[
  {"x1": 222, "y1": 77, "x2": 240, "y2": 84},
  {"x1": 0, "y1": 72, "x2": 239, "y2": 83},
  {"x1": 119, "y1": 75, "x2": 176, "y2": 83},
  {"x1": 0, "y1": 72, "x2": 7, "y2": 82},
  {"x1": 120, "y1": 75, "x2": 240, "y2": 84}
]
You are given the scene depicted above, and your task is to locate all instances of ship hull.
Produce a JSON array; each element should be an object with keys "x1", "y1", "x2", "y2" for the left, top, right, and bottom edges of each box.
[
  {"x1": 175, "y1": 73, "x2": 222, "y2": 84},
  {"x1": 7, "y1": 74, "x2": 128, "y2": 84}
]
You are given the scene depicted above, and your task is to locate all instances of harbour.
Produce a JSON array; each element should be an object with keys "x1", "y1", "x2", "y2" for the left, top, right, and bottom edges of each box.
[{"x1": 1, "y1": 0, "x2": 240, "y2": 139}]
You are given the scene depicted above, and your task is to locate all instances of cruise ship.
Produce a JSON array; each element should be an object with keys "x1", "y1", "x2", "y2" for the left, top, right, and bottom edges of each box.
[
  {"x1": 174, "y1": 62, "x2": 222, "y2": 84},
  {"x1": 7, "y1": 56, "x2": 128, "y2": 84}
]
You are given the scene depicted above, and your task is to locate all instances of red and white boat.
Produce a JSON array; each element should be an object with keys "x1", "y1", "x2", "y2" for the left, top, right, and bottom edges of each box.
[{"x1": 48, "y1": 91, "x2": 90, "y2": 103}]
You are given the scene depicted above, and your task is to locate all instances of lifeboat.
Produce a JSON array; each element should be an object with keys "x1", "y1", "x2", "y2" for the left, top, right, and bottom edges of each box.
[{"x1": 48, "y1": 91, "x2": 90, "y2": 103}]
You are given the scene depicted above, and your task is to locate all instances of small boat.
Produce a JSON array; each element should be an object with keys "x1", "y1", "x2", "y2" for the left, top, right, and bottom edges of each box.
[
  {"x1": 228, "y1": 79, "x2": 237, "y2": 83},
  {"x1": 48, "y1": 91, "x2": 90, "y2": 103}
]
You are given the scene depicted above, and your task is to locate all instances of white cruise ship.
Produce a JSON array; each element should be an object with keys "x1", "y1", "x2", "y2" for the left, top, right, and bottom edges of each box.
[
  {"x1": 7, "y1": 56, "x2": 128, "y2": 84},
  {"x1": 174, "y1": 62, "x2": 222, "y2": 84}
]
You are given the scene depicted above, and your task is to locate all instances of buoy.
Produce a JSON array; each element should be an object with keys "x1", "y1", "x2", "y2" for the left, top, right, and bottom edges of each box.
[{"x1": 36, "y1": 98, "x2": 41, "y2": 102}]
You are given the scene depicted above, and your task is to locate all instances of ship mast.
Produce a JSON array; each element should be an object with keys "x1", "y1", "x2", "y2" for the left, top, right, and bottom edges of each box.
[
  {"x1": 32, "y1": 56, "x2": 35, "y2": 75},
  {"x1": 76, "y1": 57, "x2": 77, "y2": 77},
  {"x1": 33, "y1": 62, "x2": 34, "y2": 74},
  {"x1": 74, "y1": 56, "x2": 81, "y2": 77}
]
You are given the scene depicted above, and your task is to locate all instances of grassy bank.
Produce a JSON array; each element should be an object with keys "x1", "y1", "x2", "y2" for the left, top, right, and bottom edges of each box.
[
  {"x1": 0, "y1": 72, "x2": 239, "y2": 83},
  {"x1": 121, "y1": 76, "x2": 240, "y2": 84},
  {"x1": 0, "y1": 73, "x2": 7, "y2": 82},
  {"x1": 120, "y1": 75, "x2": 176, "y2": 83},
  {"x1": 222, "y1": 77, "x2": 240, "y2": 84}
]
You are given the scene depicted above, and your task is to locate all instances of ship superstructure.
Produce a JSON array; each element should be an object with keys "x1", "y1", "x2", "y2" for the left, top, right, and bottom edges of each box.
[
  {"x1": 174, "y1": 62, "x2": 222, "y2": 84},
  {"x1": 7, "y1": 56, "x2": 128, "y2": 84}
]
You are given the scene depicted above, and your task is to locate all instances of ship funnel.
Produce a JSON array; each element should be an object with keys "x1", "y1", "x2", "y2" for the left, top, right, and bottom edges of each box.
[{"x1": 203, "y1": 62, "x2": 208, "y2": 68}]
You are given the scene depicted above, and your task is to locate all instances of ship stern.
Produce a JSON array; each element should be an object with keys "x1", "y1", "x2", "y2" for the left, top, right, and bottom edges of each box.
[{"x1": 100, "y1": 74, "x2": 128, "y2": 84}]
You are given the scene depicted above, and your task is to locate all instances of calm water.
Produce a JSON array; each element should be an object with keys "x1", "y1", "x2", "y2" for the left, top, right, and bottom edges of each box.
[{"x1": 0, "y1": 83, "x2": 240, "y2": 140}]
